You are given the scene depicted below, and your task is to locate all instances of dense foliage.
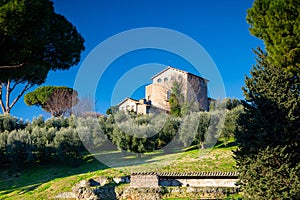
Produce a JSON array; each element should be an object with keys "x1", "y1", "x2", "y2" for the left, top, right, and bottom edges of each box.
[
  {"x1": 247, "y1": 0, "x2": 300, "y2": 71},
  {"x1": 0, "y1": 98, "x2": 241, "y2": 170},
  {"x1": 0, "y1": 116, "x2": 84, "y2": 169},
  {"x1": 0, "y1": 0, "x2": 85, "y2": 114},
  {"x1": 235, "y1": 49, "x2": 300, "y2": 199},
  {"x1": 235, "y1": 0, "x2": 300, "y2": 198},
  {"x1": 169, "y1": 81, "x2": 184, "y2": 117}
]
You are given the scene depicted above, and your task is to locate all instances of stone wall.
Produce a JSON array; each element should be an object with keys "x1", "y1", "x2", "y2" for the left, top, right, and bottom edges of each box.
[
  {"x1": 130, "y1": 172, "x2": 238, "y2": 188},
  {"x1": 147, "y1": 67, "x2": 209, "y2": 112},
  {"x1": 162, "y1": 186, "x2": 239, "y2": 199},
  {"x1": 146, "y1": 83, "x2": 170, "y2": 112},
  {"x1": 160, "y1": 177, "x2": 237, "y2": 187},
  {"x1": 68, "y1": 184, "x2": 239, "y2": 200},
  {"x1": 121, "y1": 187, "x2": 162, "y2": 200},
  {"x1": 147, "y1": 67, "x2": 189, "y2": 112},
  {"x1": 130, "y1": 173, "x2": 159, "y2": 188},
  {"x1": 57, "y1": 173, "x2": 239, "y2": 200},
  {"x1": 187, "y1": 73, "x2": 209, "y2": 111}
]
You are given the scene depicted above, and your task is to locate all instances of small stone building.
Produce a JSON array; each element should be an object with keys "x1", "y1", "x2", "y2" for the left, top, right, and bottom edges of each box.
[
  {"x1": 130, "y1": 172, "x2": 238, "y2": 188},
  {"x1": 117, "y1": 66, "x2": 210, "y2": 114},
  {"x1": 118, "y1": 98, "x2": 151, "y2": 114}
]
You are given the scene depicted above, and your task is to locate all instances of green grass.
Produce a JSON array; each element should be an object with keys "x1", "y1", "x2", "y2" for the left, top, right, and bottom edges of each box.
[{"x1": 0, "y1": 140, "x2": 237, "y2": 199}]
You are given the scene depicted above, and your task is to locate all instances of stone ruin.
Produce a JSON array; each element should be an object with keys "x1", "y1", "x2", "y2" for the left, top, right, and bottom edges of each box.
[{"x1": 56, "y1": 172, "x2": 239, "y2": 199}]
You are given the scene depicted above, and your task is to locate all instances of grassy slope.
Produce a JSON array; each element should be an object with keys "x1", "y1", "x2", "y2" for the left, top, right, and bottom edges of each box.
[{"x1": 0, "y1": 141, "x2": 237, "y2": 200}]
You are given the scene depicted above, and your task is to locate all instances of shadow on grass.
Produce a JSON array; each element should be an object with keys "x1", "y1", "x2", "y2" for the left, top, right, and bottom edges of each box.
[
  {"x1": 92, "y1": 147, "x2": 184, "y2": 170},
  {"x1": 0, "y1": 152, "x2": 109, "y2": 197},
  {"x1": 0, "y1": 146, "x2": 184, "y2": 198},
  {"x1": 214, "y1": 140, "x2": 237, "y2": 149}
]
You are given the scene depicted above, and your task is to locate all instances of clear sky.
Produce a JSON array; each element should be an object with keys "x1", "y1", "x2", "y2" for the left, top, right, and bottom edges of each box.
[{"x1": 10, "y1": 0, "x2": 263, "y2": 120}]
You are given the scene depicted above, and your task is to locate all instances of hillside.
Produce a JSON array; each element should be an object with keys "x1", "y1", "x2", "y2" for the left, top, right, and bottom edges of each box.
[{"x1": 0, "y1": 140, "x2": 237, "y2": 200}]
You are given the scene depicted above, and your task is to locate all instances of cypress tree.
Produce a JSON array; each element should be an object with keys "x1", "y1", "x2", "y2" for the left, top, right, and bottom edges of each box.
[
  {"x1": 235, "y1": 1, "x2": 300, "y2": 198},
  {"x1": 235, "y1": 49, "x2": 300, "y2": 199}
]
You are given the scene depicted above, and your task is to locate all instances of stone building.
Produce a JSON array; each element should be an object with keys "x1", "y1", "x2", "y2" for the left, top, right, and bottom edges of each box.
[
  {"x1": 117, "y1": 98, "x2": 151, "y2": 114},
  {"x1": 118, "y1": 66, "x2": 210, "y2": 114}
]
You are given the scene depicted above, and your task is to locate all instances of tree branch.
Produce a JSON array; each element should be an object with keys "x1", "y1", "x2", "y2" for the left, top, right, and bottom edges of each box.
[
  {"x1": 10, "y1": 79, "x2": 23, "y2": 92},
  {"x1": 5, "y1": 79, "x2": 11, "y2": 112},
  {"x1": 9, "y1": 83, "x2": 33, "y2": 112},
  {"x1": 0, "y1": 84, "x2": 6, "y2": 113},
  {"x1": 0, "y1": 63, "x2": 24, "y2": 69}
]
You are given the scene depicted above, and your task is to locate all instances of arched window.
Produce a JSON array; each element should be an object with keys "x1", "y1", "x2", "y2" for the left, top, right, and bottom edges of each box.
[
  {"x1": 164, "y1": 77, "x2": 168, "y2": 82},
  {"x1": 157, "y1": 78, "x2": 162, "y2": 83},
  {"x1": 167, "y1": 90, "x2": 172, "y2": 100}
]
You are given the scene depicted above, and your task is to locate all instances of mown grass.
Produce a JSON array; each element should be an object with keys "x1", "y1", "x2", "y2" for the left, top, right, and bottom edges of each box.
[{"x1": 0, "y1": 139, "x2": 237, "y2": 199}]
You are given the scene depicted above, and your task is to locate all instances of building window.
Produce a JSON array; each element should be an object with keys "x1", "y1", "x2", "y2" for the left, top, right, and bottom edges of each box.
[
  {"x1": 167, "y1": 90, "x2": 172, "y2": 100},
  {"x1": 164, "y1": 77, "x2": 168, "y2": 82},
  {"x1": 157, "y1": 78, "x2": 162, "y2": 83},
  {"x1": 178, "y1": 75, "x2": 182, "y2": 80}
]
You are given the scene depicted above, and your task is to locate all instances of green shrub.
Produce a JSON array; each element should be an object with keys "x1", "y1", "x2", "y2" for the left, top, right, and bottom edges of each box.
[
  {"x1": 0, "y1": 130, "x2": 9, "y2": 165},
  {"x1": 6, "y1": 129, "x2": 33, "y2": 170},
  {"x1": 0, "y1": 114, "x2": 25, "y2": 132},
  {"x1": 31, "y1": 126, "x2": 56, "y2": 162},
  {"x1": 54, "y1": 127, "x2": 83, "y2": 167}
]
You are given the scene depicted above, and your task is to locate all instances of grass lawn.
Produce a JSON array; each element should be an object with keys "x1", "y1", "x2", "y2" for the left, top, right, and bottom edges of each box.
[{"x1": 0, "y1": 140, "x2": 237, "y2": 199}]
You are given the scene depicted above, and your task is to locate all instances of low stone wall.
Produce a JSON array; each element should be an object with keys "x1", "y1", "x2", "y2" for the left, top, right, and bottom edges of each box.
[
  {"x1": 68, "y1": 185, "x2": 239, "y2": 200},
  {"x1": 56, "y1": 172, "x2": 239, "y2": 199},
  {"x1": 121, "y1": 187, "x2": 162, "y2": 200},
  {"x1": 162, "y1": 186, "x2": 239, "y2": 199},
  {"x1": 130, "y1": 172, "x2": 238, "y2": 188},
  {"x1": 130, "y1": 172, "x2": 159, "y2": 188},
  {"x1": 62, "y1": 184, "x2": 162, "y2": 200},
  {"x1": 160, "y1": 178, "x2": 237, "y2": 187}
]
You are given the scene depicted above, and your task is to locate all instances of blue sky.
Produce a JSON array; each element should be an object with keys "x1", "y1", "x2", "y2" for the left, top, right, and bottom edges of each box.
[{"x1": 11, "y1": 0, "x2": 263, "y2": 120}]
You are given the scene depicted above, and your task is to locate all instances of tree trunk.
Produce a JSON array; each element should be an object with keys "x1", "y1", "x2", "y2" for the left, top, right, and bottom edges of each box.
[
  {"x1": 0, "y1": 79, "x2": 32, "y2": 115},
  {"x1": 5, "y1": 80, "x2": 11, "y2": 114},
  {"x1": 0, "y1": 84, "x2": 6, "y2": 114},
  {"x1": 4, "y1": 110, "x2": 10, "y2": 115},
  {"x1": 199, "y1": 142, "x2": 205, "y2": 150},
  {"x1": 136, "y1": 153, "x2": 142, "y2": 158}
]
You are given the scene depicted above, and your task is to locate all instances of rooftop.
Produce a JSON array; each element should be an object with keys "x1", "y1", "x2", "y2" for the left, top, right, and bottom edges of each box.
[
  {"x1": 131, "y1": 171, "x2": 238, "y2": 177},
  {"x1": 151, "y1": 66, "x2": 209, "y2": 82}
]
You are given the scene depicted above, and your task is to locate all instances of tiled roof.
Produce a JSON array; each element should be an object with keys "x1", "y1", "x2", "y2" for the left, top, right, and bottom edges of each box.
[
  {"x1": 131, "y1": 172, "x2": 238, "y2": 177},
  {"x1": 117, "y1": 97, "x2": 139, "y2": 106},
  {"x1": 131, "y1": 172, "x2": 158, "y2": 175},
  {"x1": 151, "y1": 66, "x2": 209, "y2": 82}
]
